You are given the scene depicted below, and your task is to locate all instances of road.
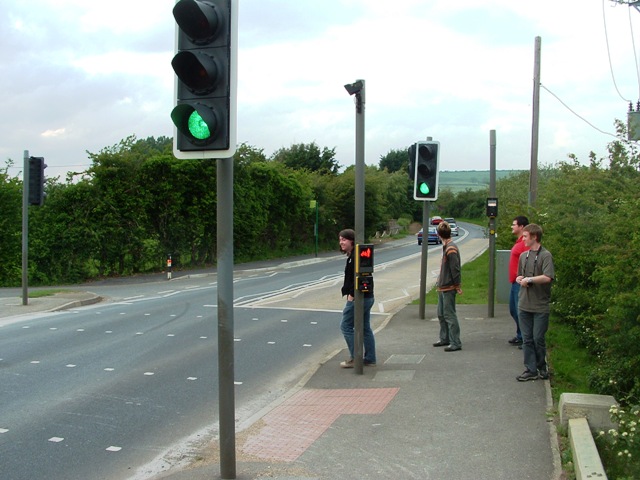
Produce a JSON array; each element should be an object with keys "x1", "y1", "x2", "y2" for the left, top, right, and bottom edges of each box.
[{"x1": 0, "y1": 224, "x2": 487, "y2": 479}]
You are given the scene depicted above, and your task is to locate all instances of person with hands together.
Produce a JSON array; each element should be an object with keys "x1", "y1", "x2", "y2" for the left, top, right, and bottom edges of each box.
[{"x1": 515, "y1": 224, "x2": 555, "y2": 382}]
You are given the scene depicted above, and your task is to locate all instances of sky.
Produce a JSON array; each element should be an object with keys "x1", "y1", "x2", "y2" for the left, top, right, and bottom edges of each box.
[{"x1": 3, "y1": 0, "x2": 640, "y2": 181}]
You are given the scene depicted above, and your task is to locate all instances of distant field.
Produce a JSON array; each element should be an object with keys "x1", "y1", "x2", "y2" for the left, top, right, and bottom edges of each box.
[{"x1": 438, "y1": 170, "x2": 523, "y2": 192}]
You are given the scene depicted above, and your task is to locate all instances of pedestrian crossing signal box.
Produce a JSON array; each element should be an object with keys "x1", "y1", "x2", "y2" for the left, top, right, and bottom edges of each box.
[
  {"x1": 357, "y1": 275, "x2": 373, "y2": 293},
  {"x1": 486, "y1": 197, "x2": 498, "y2": 218},
  {"x1": 355, "y1": 244, "x2": 374, "y2": 274}
]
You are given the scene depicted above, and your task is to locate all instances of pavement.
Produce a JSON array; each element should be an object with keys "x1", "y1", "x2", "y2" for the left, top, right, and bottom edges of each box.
[{"x1": 1, "y1": 293, "x2": 562, "y2": 480}]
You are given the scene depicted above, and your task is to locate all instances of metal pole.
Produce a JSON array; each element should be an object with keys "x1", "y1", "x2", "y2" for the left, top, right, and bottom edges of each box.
[
  {"x1": 418, "y1": 202, "x2": 430, "y2": 319},
  {"x1": 353, "y1": 79, "x2": 366, "y2": 375},
  {"x1": 488, "y1": 131, "x2": 497, "y2": 318},
  {"x1": 529, "y1": 36, "x2": 541, "y2": 208},
  {"x1": 22, "y1": 150, "x2": 29, "y2": 306},
  {"x1": 418, "y1": 136, "x2": 433, "y2": 320},
  {"x1": 217, "y1": 157, "x2": 236, "y2": 479}
]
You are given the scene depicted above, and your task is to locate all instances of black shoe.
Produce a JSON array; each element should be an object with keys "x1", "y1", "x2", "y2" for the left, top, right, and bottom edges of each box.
[
  {"x1": 433, "y1": 341, "x2": 450, "y2": 347},
  {"x1": 516, "y1": 370, "x2": 539, "y2": 382},
  {"x1": 508, "y1": 336, "x2": 523, "y2": 346},
  {"x1": 538, "y1": 369, "x2": 549, "y2": 380},
  {"x1": 444, "y1": 346, "x2": 461, "y2": 352}
]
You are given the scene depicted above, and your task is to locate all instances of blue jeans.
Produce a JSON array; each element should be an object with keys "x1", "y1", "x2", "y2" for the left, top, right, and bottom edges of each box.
[
  {"x1": 437, "y1": 290, "x2": 461, "y2": 349},
  {"x1": 340, "y1": 296, "x2": 376, "y2": 363},
  {"x1": 509, "y1": 282, "x2": 522, "y2": 340},
  {"x1": 519, "y1": 310, "x2": 549, "y2": 374}
]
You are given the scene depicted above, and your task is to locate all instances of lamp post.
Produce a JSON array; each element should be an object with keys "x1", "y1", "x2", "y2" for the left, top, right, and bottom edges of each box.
[{"x1": 344, "y1": 79, "x2": 366, "y2": 375}]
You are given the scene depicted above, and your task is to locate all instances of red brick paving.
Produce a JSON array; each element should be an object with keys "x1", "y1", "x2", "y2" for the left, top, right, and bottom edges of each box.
[{"x1": 241, "y1": 388, "x2": 399, "y2": 462}]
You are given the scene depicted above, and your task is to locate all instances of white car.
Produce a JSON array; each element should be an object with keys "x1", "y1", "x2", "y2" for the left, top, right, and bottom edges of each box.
[{"x1": 449, "y1": 222, "x2": 459, "y2": 236}]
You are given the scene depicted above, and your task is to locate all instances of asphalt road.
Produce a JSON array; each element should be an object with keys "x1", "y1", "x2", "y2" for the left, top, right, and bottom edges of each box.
[{"x1": 0, "y1": 224, "x2": 487, "y2": 479}]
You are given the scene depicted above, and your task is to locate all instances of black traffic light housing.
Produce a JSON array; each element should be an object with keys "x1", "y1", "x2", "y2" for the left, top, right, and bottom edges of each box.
[
  {"x1": 412, "y1": 141, "x2": 440, "y2": 201},
  {"x1": 28, "y1": 156, "x2": 46, "y2": 206},
  {"x1": 171, "y1": 0, "x2": 237, "y2": 159},
  {"x1": 486, "y1": 197, "x2": 498, "y2": 218}
]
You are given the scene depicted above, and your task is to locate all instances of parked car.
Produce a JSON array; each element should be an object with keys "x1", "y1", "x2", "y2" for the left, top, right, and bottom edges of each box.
[
  {"x1": 449, "y1": 222, "x2": 459, "y2": 236},
  {"x1": 417, "y1": 226, "x2": 441, "y2": 245}
]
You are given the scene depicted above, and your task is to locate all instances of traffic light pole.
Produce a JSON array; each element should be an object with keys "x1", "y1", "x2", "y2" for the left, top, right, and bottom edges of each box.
[
  {"x1": 345, "y1": 79, "x2": 366, "y2": 375},
  {"x1": 354, "y1": 80, "x2": 365, "y2": 375},
  {"x1": 418, "y1": 201, "x2": 430, "y2": 319},
  {"x1": 217, "y1": 157, "x2": 236, "y2": 479},
  {"x1": 488, "y1": 130, "x2": 497, "y2": 318},
  {"x1": 21, "y1": 150, "x2": 29, "y2": 306}
]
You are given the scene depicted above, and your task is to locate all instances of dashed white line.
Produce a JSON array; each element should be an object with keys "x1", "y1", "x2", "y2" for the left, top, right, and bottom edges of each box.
[
  {"x1": 106, "y1": 446, "x2": 122, "y2": 452},
  {"x1": 49, "y1": 437, "x2": 64, "y2": 443}
]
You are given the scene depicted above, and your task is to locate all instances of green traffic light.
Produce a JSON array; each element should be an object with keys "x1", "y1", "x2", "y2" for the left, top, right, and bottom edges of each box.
[
  {"x1": 419, "y1": 182, "x2": 430, "y2": 195},
  {"x1": 188, "y1": 110, "x2": 211, "y2": 140}
]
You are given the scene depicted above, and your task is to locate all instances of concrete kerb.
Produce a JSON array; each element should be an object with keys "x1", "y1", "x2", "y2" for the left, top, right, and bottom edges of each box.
[{"x1": 50, "y1": 294, "x2": 103, "y2": 312}]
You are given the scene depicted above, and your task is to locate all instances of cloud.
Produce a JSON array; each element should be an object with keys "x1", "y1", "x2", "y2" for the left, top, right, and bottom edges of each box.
[{"x1": 1, "y1": 0, "x2": 639, "y2": 181}]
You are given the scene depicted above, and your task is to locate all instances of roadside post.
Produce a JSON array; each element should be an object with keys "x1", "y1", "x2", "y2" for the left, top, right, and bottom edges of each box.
[{"x1": 344, "y1": 78, "x2": 366, "y2": 374}]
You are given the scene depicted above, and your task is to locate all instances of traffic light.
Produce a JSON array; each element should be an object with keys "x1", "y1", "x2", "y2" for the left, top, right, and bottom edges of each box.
[
  {"x1": 28, "y1": 156, "x2": 46, "y2": 206},
  {"x1": 413, "y1": 141, "x2": 440, "y2": 201},
  {"x1": 355, "y1": 244, "x2": 374, "y2": 274},
  {"x1": 171, "y1": 0, "x2": 237, "y2": 159}
]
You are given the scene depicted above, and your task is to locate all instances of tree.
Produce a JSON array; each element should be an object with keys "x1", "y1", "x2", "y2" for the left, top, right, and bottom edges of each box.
[
  {"x1": 0, "y1": 160, "x2": 23, "y2": 286},
  {"x1": 271, "y1": 142, "x2": 340, "y2": 175},
  {"x1": 379, "y1": 148, "x2": 409, "y2": 174}
]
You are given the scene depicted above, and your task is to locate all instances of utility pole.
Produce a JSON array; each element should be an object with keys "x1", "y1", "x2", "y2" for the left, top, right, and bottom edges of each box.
[{"x1": 529, "y1": 36, "x2": 541, "y2": 208}]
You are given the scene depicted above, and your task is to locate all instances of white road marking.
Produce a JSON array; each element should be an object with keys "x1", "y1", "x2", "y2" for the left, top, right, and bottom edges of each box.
[
  {"x1": 106, "y1": 446, "x2": 122, "y2": 452},
  {"x1": 49, "y1": 437, "x2": 64, "y2": 443}
]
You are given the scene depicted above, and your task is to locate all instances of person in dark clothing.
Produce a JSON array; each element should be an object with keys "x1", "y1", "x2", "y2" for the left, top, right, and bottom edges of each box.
[
  {"x1": 338, "y1": 229, "x2": 376, "y2": 368},
  {"x1": 432, "y1": 222, "x2": 463, "y2": 352}
]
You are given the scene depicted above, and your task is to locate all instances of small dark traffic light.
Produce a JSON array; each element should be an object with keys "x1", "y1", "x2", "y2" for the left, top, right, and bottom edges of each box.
[
  {"x1": 28, "y1": 156, "x2": 46, "y2": 206},
  {"x1": 171, "y1": 0, "x2": 237, "y2": 159},
  {"x1": 413, "y1": 141, "x2": 440, "y2": 201}
]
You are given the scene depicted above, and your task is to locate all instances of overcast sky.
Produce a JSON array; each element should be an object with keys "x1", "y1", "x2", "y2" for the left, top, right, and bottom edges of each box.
[{"x1": 3, "y1": 0, "x2": 640, "y2": 180}]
